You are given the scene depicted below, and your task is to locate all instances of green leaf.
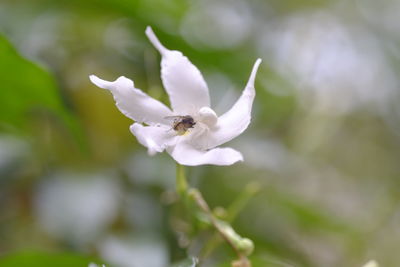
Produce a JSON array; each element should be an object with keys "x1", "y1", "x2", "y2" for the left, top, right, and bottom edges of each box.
[
  {"x1": 0, "y1": 251, "x2": 100, "y2": 267},
  {"x1": 0, "y1": 34, "x2": 85, "y2": 148}
]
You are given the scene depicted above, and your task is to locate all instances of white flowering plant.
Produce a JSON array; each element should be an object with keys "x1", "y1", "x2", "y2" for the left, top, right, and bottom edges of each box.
[{"x1": 90, "y1": 26, "x2": 261, "y2": 266}]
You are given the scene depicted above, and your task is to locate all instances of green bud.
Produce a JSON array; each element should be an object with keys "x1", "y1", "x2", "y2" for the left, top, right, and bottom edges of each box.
[
  {"x1": 218, "y1": 220, "x2": 254, "y2": 256},
  {"x1": 237, "y1": 238, "x2": 254, "y2": 256}
]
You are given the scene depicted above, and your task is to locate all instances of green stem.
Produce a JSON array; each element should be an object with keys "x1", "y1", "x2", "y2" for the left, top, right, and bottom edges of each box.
[
  {"x1": 174, "y1": 165, "x2": 252, "y2": 266},
  {"x1": 200, "y1": 182, "x2": 260, "y2": 260},
  {"x1": 189, "y1": 189, "x2": 242, "y2": 258},
  {"x1": 176, "y1": 163, "x2": 188, "y2": 196}
]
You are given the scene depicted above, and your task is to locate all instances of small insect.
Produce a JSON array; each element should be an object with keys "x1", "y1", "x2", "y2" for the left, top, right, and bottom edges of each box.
[{"x1": 165, "y1": 115, "x2": 196, "y2": 135}]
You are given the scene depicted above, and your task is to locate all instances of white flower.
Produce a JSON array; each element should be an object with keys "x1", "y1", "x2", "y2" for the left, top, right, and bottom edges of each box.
[{"x1": 90, "y1": 26, "x2": 261, "y2": 166}]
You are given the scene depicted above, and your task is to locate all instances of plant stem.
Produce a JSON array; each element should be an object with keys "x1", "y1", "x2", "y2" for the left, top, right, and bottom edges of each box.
[
  {"x1": 200, "y1": 182, "x2": 259, "y2": 260},
  {"x1": 176, "y1": 163, "x2": 188, "y2": 196},
  {"x1": 191, "y1": 189, "x2": 245, "y2": 259},
  {"x1": 175, "y1": 164, "x2": 252, "y2": 266}
]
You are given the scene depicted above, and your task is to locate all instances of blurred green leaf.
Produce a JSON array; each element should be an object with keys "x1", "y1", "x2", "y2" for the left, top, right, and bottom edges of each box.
[
  {"x1": 0, "y1": 251, "x2": 99, "y2": 267},
  {"x1": 0, "y1": 34, "x2": 60, "y2": 128},
  {"x1": 269, "y1": 190, "x2": 358, "y2": 235},
  {"x1": 0, "y1": 34, "x2": 85, "y2": 148}
]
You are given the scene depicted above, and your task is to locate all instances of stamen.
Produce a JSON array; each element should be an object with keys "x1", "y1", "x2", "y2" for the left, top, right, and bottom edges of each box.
[{"x1": 198, "y1": 107, "x2": 218, "y2": 127}]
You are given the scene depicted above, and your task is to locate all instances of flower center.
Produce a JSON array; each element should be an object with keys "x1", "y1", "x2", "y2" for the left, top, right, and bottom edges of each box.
[
  {"x1": 166, "y1": 107, "x2": 217, "y2": 138},
  {"x1": 170, "y1": 115, "x2": 196, "y2": 135}
]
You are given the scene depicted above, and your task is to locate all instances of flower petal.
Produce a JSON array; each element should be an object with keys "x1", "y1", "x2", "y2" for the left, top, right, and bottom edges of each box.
[
  {"x1": 90, "y1": 75, "x2": 173, "y2": 125},
  {"x1": 168, "y1": 141, "x2": 243, "y2": 166},
  {"x1": 130, "y1": 123, "x2": 177, "y2": 155},
  {"x1": 203, "y1": 59, "x2": 262, "y2": 149},
  {"x1": 145, "y1": 26, "x2": 210, "y2": 114}
]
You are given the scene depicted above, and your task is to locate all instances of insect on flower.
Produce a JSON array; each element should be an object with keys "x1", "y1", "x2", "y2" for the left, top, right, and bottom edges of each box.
[
  {"x1": 165, "y1": 115, "x2": 196, "y2": 135},
  {"x1": 89, "y1": 26, "x2": 262, "y2": 166}
]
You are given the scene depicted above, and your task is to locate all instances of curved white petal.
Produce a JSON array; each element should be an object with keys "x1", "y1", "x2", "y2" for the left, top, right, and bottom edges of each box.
[
  {"x1": 204, "y1": 59, "x2": 262, "y2": 149},
  {"x1": 130, "y1": 123, "x2": 177, "y2": 155},
  {"x1": 145, "y1": 26, "x2": 210, "y2": 114},
  {"x1": 168, "y1": 141, "x2": 243, "y2": 166},
  {"x1": 90, "y1": 75, "x2": 173, "y2": 125}
]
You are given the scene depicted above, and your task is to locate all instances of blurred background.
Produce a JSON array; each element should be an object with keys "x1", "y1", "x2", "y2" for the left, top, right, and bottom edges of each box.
[{"x1": 1, "y1": 0, "x2": 400, "y2": 266}]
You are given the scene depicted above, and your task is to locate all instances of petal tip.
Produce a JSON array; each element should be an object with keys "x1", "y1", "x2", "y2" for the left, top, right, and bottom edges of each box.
[
  {"x1": 253, "y1": 58, "x2": 262, "y2": 73},
  {"x1": 233, "y1": 150, "x2": 244, "y2": 164},
  {"x1": 145, "y1": 26, "x2": 168, "y2": 56},
  {"x1": 89, "y1": 75, "x2": 108, "y2": 89},
  {"x1": 246, "y1": 58, "x2": 262, "y2": 88},
  {"x1": 217, "y1": 148, "x2": 244, "y2": 166},
  {"x1": 145, "y1": 26, "x2": 153, "y2": 37},
  {"x1": 89, "y1": 74, "x2": 98, "y2": 83}
]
